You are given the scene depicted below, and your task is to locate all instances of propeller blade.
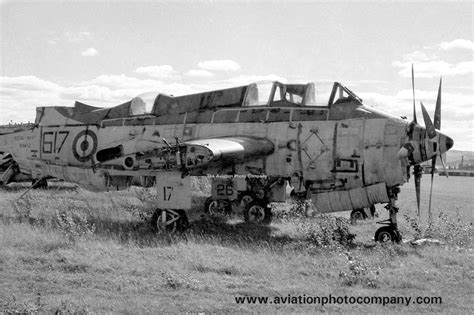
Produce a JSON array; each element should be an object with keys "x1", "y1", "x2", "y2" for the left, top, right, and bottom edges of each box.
[
  {"x1": 440, "y1": 154, "x2": 449, "y2": 178},
  {"x1": 421, "y1": 102, "x2": 437, "y2": 139},
  {"x1": 411, "y1": 64, "x2": 417, "y2": 123},
  {"x1": 414, "y1": 164, "x2": 422, "y2": 217},
  {"x1": 428, "y1": 156, "x2": 436, "y2": 221},
  {"x1": 433, "y1": 77, "x2": 443, "y2": 130},
  {"x1": 434, "y1": 77, "x2": 442, "y2": 130}
]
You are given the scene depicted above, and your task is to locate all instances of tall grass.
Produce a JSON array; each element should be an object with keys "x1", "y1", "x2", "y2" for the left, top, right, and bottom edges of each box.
[{"x1": 0, "y1": 180, "x2": 472, "y2": 312}]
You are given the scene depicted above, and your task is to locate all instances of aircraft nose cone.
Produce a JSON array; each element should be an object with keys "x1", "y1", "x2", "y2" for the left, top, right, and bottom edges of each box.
[
  {"x1": 445, "y1": 136, "x2": 454, "y2": 151},
  {"x1": 438, "y1": 132, "x2": 454, "y2": 154}
]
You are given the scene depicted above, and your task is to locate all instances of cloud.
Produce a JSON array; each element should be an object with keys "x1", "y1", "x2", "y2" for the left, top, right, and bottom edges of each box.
[
  {"x1": 224, "y1": 74, "x2": 287, "y2": 85},
  {"x1": 400, "y1": 50, "x2": 437, "y2": 63},
  {"x1": 0, "y1": 76, "x2": 65, "y2": 123},
  {"x1": 65, "y1": 31, "x2": 92, "y2": 43},
  {"x1": 394, "y1": 38, "x2": 474, "y2": 78},
  {"x1": 81, "y1": 47, "x2": 99, "y2": 57},
  {"x1": 84, "y1": 74, "x2": 162, "y2": 89},
  {"x1": 359, "y1": 89, "x2": 474, "y2": 151},
  {"x1": 1, "y1": 75, "x2": 62, "y2": 92},
  {"x1": 186, "y1": 74, "x2": 288, "y2": 93},
  {"x1": 135, "y1": 65, "x2": 180, "y2": 80},
  {"x1": 439, "y1": 39, "x2": 474, "y2": 51},
  {"x1": 0, "y1": 74, "x2": 200, "y2": 124},
  {"x1": 185, "y1": 69, "x2": 214, "y2": 78},
  {"x1": 392, "y1": 60, "x2": 474, "y2": 78},
  {"x1": 198, "y1": 60, "x2": 241, "y2": 72}
]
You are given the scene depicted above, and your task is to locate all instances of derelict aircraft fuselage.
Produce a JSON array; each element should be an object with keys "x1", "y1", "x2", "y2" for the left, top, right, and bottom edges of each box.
[{"x1": 0, "y1": 81, "x2": 453, "y2": 240}]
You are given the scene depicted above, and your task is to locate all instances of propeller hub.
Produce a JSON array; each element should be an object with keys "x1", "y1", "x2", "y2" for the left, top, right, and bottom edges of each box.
[
  {"x1": 399, "y1": 125, "x2": 454, "y2": 165},
  {"x1": 438, "y1": 132, "x2": 454, "y2": 154}
]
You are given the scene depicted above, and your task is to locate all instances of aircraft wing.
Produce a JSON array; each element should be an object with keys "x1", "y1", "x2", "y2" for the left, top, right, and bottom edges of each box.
[
  {"x1": 186, "y1": 136, "x2": 274, "y2": 165},
  {"x1": 96, "y1": 136, "x2": 274, "y2": 174}
]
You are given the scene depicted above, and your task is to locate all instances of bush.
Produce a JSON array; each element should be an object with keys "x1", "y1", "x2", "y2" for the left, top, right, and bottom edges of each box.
[
  {"x1": 277, "y1": 199, "x2": 356, "y2": 249},
  {"x1": 1, "y1": 295, "x2": 41, "y2": 314},
  {"x1": 55, "y1": 209, "x2": 95, "y2": 243},
  {"x1": 275, "y1": 199, "x2": 314, "y2": 221},
  {"x1": 11, "y1": 195, "x2": 34, "y2": 222},
  {"x1": 161, "y1": 271, "x2": 198, "y2": 290},
  {"x1": 339, "y1": 252, "x2": 379, "y2": 288},
  {"x1": 297, "y1": 214, "x2": 356, "y2": 248},
  {"x1": 404, "y1": 211, "x2": 473, "y2": 248}
]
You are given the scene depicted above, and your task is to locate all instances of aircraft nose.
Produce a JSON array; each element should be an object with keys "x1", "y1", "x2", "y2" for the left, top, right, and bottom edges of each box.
[
  {"x1": 445, "y1": 135, "x2": 454, "y2": 151},
  {"x1": 438, "y1": 132, "x2": 454, "y2": 154}
]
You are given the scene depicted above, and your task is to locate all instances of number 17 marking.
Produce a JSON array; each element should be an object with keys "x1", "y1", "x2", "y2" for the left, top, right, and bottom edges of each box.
[{"x1": 163, "y1": 186, "x2": 173, "y2": 201}]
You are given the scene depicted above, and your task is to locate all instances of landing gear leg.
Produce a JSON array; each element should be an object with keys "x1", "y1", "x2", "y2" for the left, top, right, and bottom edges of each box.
[
  {"x1": 151, "y1": 209, "x2": 188, "y2": 233},
  {"x1": 374, "y1": 187, "x2": 402, "y2": 243},
  {"x1": 369, "y1": 205, "x2": 378, "y2": 218}
]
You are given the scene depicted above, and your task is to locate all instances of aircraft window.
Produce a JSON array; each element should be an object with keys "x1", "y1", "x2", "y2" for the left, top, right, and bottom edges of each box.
[
  {"x1": 133, "y1": 92, "x2": 160, "y2": 114},
  {"x1": 286, "y1": 93, "x2": 303, "y2": 104},
  {"x1": 274, "y1": 85, "x2": 282, "y2": 101},
  {"x1": 130, "y1": 97, "x2": 146, "y2": 115},
  {"x1": 247, "y1": 82, "x2": 274, "y2": 106}
]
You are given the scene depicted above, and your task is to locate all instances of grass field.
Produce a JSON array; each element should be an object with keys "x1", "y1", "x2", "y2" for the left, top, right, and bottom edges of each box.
[{"x1": 0, "y1": 176, "x2": 472, "y2": 313}]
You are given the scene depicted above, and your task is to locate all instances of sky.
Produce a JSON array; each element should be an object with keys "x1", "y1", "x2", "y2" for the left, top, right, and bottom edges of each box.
[{"x1": 0, "y1": 0, "x2": 472, "y2": 150}]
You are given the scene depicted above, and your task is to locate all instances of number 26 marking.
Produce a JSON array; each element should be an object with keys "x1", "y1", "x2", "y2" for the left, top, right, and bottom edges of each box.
[{"x1": 216, "y1": 184, "x2": 234, "y2": 196}]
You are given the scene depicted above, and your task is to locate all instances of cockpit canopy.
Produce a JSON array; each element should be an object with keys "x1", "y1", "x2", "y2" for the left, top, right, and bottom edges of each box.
[
  {"x1": 35, "y1": 81, "x2": 363, "y2": 126},
  {"x1": 133, "y1": 81, "x2": 318, "y2": 116}
]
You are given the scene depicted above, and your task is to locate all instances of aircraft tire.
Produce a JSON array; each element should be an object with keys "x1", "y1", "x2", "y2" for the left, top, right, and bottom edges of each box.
[
  {"x1": 374, "y1": 226, "x2": 401, "y2": 243},
  {"x1": 204, "y1": 197, "x2": 232, "y2": 216},
  {"x1": 244, "y1": 200, "x2": 272, "y2": 225},
  {"x1": 151, "y1": 209, "x2": 188, "y2": 233},
  {"x1": 350, "y1": 209, "x2": 367, "y2": 221}
]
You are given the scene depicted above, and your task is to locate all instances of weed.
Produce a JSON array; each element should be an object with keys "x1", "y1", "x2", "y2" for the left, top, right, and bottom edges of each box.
[
  {"x1": 426, "y1": 212, "x2": 473, "y2": 248},
  {"x1": 403, "y1": 213, "x2": 423, "y2": 239},
  {"x1": 55, "y1": 209, "x2": 96, "y2": 243},
  {"x1": 161, "y1": 271, "x2": 199, "y2": 290},
  {"x1": 11, "y1": 195, "x2": 33, "y2": 222},
  {"x1": 275, "y1": 199, "x2": 315, "y2": 220},
  {"x1": 1, "y1": 295, "x2": 42, "y2": 313},
  {"x1": 52, "y1": 299, "x2": 91, "y2": 314},
  {"x1": 120, "y1": 198, "x2": 151, "y2": 222},
  {"x1": 404, "y1": 211, "x2": 473, "y2": 248},
  {"x1": 297, "y1": 214, "x2": 356, "y2": 249},
  {"x1": 339, "y1": 252, "x2": 379, "y2": 288}
]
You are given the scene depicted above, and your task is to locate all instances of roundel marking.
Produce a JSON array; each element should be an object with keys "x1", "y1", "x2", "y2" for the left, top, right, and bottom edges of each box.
[{"x1": 72, "y1": 130, "x2": 98, "y2": 162}]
